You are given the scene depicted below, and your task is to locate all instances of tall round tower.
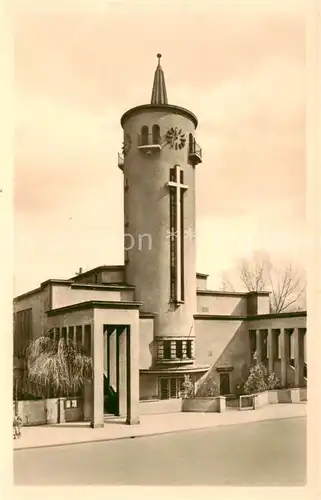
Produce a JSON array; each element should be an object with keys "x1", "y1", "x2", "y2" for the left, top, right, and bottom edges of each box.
[{"x1": 119, "y1": 55, "x2": 202, "y2": 369}]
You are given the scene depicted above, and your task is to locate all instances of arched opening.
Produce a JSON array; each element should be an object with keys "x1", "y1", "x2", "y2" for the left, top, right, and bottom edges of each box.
[
  {"x1": 141, "y1": 125, "x2": 149, "y2": 145},
  {"x1": 152, "y1": 124, "x2": 160, "y2": 145}
]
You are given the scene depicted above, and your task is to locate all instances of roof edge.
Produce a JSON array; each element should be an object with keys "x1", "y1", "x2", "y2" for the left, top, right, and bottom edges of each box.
[{"x1": 121, "y1": 104, "x2": 198, "y2": 128}]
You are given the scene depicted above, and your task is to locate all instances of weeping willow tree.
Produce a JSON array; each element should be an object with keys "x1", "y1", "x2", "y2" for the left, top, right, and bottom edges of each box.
[{"x1": 25, "y1": 335, "x2": 92, "y2": 398}]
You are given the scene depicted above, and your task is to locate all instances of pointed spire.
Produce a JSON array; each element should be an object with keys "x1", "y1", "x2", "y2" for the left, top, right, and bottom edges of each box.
[{"x1": 150, "y1": 54, "x2": 168, "y2": 105}]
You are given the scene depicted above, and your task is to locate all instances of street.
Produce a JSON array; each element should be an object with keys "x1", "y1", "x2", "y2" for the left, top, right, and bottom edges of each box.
[{"x1": 14, "y1": 416, "x2": 306, "y2": 486}]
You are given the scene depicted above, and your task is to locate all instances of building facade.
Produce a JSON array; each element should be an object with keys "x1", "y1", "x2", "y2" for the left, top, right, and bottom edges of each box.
[{"x1": 13, "y1": 56, "x2": 307, "y2": 426}]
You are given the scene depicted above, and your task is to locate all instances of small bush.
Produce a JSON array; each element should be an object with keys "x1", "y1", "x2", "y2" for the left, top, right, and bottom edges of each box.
[
  {"x1": 181, "y1": 375, "x2": 194, "y2": 398},
  {"x1": 244, "y1": 363, "x2": 280, "y2": 394},
  {"x1": 266, "y1": 372, "x2": 280, "y2": 390},
  {"x1": 195, "y1": 372, "x2": 219, "y2": 398}
]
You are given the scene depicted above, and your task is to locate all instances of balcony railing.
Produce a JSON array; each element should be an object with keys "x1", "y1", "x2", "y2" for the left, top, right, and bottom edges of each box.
[
  {"x1": 137, "y1": 133, "x2": 162, "y2": 153},
  {"x1": 188, "y1": 140, "x2": 202, "y2": 164}
]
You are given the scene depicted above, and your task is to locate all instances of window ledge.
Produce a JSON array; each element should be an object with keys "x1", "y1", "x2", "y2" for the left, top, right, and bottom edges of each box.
[{"x1": 156, "y1": 358, "x2": 194, "y2": 364}]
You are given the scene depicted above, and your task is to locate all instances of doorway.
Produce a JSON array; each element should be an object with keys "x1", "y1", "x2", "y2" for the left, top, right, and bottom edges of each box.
[
  {"x1": 104, "y1": 325, "x2": 131, "y2": 418},
  {"x1": 219, "y1": 373, "x2": 230, "y2": 395}
]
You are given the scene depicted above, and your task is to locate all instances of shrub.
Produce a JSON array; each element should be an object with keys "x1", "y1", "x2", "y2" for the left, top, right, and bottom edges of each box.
[
  {"x1": 181, "y1": 375, "x2": 194, "y2": 398},
  {"x1": 195, "y1": 372, "x2": 219, "y2": 398},
  {"x1": 244, "y1": 363, "x2": 280, "y2": 394},
  {"x1": 266, "y1": 372, "x2": 280, "y2": 390}
]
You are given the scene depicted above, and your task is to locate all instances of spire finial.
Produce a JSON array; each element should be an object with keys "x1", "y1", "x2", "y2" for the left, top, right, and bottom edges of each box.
[{"x1": 151, "y1": 54, "x2": 168, "y2": 105}]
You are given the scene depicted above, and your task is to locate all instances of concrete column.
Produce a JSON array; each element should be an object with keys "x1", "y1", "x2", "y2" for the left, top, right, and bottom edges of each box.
[
  {"x1": 294, "y1": 328, "x2": 305, "y2": 387},
  {"x1": 256, "y1": 330, "x2": 262, "y2": 364},
  {"x1": 268, "y1": 329, "x2": 274, "y2": 374},
  {"x1": 58, "y1": 398, "x2": 65, "y2": 424},
  {"x1": 91, "y1": 320, "x2": 104, "y2": 429},
  {"x1": 83, "y1": 380, "x2": 92, "y2": 421},
  {"x1": 118, "y1": 328, "x2": 127, "y2": 417},
  {"x1": 280, "y1": 328, "x2": 289, "y2": 387},
  {"x1": 109, "y1": 330, "x2": 117, "y2": 391},
  {"x1": 126, "y1": 323, "x2": 140, "y2": 425},
  {"x1": 103, "y1": 327, "x2": 107, "y2": 375}
]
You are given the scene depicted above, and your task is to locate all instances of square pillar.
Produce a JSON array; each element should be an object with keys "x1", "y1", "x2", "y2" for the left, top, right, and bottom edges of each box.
[
  {"x1": 126, "y1": 324, "x2": 140, "y2": 425},
  {"x1": 294, "y1": 328, "x2": 305, "y2": 387},
  {"x1": 109, "y1": 330, "x2": 117, "y2": 391},
  {"x1": 280, "y1": 328, "x2": 289, "y2": 387},
  {"x1": 103, "y1": 328, "x2": 108, "y2": 375},
  {"x1": 91, "y1": 320, "x2": 104, "y2": 429},
  {"x1": 256, "y1": 330, "x2": 262, "y2": 364},
  {"x1": 58, "y1": 398, "x2": 65, "y2": 424},
  {"x1": 268, "y1": 329, "x2": 274, "y2": 374},
  {"x1": 118, "y1": 328, "x2": 127, "y2": 417}
]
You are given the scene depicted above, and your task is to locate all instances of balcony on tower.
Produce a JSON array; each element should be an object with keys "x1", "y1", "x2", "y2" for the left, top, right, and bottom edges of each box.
[
  {"x1": 188, "y1": 135, "x2": 202, "y2": 165},
  {"x1": 118, "y1": 153, "x2": 124, "y2": 170},
  {"x1": 137, "y1": 125, "x2": 162, "y2": 154}
]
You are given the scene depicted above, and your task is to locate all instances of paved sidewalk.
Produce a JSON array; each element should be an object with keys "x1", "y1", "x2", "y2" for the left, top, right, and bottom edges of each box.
[{"x1": 14, "y1": 403, "x2": 306, "y2": 451}]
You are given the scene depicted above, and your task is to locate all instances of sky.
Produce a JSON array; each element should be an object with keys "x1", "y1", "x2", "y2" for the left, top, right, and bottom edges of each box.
[{"x1": 14, "y1": 0, "x2": 305, "y2": 295}]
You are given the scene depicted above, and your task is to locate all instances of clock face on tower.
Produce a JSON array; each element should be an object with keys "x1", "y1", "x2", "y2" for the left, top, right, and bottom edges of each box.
[
  {"x1": 165, "y1": 127, "x2": 186, "y2": 150},
  {"x1": 122, "y1": 134, "x2": 132, "y2": 156}
]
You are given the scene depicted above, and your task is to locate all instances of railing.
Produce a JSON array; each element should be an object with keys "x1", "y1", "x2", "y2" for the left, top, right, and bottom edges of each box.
[
  {"x1": 137, "y1": 132, "x2": 162, "y2": 147},
  {"x1": 188, "y1": 139, "x2": 202, "y2": 159}
]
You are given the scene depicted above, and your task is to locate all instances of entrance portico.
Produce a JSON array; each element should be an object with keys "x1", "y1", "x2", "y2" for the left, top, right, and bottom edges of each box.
[
  {"x1": 88, "y1": 302, "x2": 141, "y2": 428},
  {"x1": 104, "y1": 325, "x2": 132, "y2": 420}
]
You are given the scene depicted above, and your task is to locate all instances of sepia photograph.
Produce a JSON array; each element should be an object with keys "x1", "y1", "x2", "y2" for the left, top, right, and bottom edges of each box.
[{"x1": 11, "y1": 0, "x2": 311, "y2": 488}]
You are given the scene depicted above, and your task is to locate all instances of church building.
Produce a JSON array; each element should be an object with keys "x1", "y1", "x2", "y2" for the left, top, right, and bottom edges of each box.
[{"x1": 13, "y1": 55, "x2": 307, "y2": 428}]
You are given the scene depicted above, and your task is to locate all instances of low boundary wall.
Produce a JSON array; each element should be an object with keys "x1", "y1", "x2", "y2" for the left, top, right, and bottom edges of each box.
[
  {"x1": 139, "y1": 398, "x2": 183, "y2": 415},
  {"x1": 239, "y1": 388, "x2": 307, "y2": 411},
  {"x1": 182, "y1": 396, "x2": 226, "y2": 413},
  {"x1": 15, "y1": 397, "x2": 83, "y2": 426}
]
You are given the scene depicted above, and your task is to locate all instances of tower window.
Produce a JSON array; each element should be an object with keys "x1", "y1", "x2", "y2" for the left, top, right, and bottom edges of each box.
[
  {"x1": 176, "y1": 340, "x2": 183, "y2": 358},
  {"x1": 168, "y1": 165, "x2": 187, "y2": 302},
  {"x1": 163, "y1": 340, "x2": 171, "y2": 359},
  {"x1": 186, "y1": 340, "x2": 192, "y2": 359},
  {"x1": 152, "y1": 124, "x2": 160, "y2": 144},
  {"x1": 141, "y1": 125, "x2": 149, "y2": 145},
  {"x1": 189, "y1": 133, "x2": 194, "y2": 153}
]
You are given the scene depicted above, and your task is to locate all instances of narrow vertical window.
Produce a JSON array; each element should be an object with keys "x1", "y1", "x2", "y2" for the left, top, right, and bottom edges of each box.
[
  {"x1": 176, "y1": 340, "x2": 183, "y2": 359},
  {"x1": 189, "y1": 133, "x2": 193, "y2": 154},
  {"x1": 180, "y1": 169, "x2": 185, "y2": 302},
  {"x1": 141, "y1": 125, "x2": 149, "y2": 145},
  {"x1": 169, "y1": 167, "x2": 177, "y2": 301},
  {"x1": 168, "y1": 165, "x2": 188, "y2": 303},
  {"x1": 152, "y1": 124, "x2": 160, "y2": 144},
  {"x1": 84, "y1": 324, "x2": 91, "y2": 356},
  {"x1": 186, "y1": 340, "x2": 192, "y2": 359},
  {"x1": 163, "y1": 340, "x2": 171, "y2": 359}
]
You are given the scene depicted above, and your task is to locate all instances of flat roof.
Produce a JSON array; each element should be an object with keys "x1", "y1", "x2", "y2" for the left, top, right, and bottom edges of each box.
[
  {"x1": 70, "y1": 265, "x2": 124, "y2": 280},
  {"x1": 47, "y1": 300, "x2": 143, "y2": 316},
  {"x1": 197, "y1": 290, "x2": 271, "y2": 297}
]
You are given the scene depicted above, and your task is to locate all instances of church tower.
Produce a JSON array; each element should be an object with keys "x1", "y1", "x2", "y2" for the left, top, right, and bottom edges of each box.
[{"x1": 119, "y1": 55, "x2": 202, "y2": 368}]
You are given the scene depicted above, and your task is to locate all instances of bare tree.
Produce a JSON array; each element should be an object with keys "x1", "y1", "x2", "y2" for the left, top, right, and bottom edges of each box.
[
  {"x1": 221, "y1": 255, "x2": 306, "y2": 313},
  {"x1": 239, "y1": 257, "x2": 271, "y2": 292},
  {"x1": 268, "y1": 263, "x2": 306, "y2": 313}
]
